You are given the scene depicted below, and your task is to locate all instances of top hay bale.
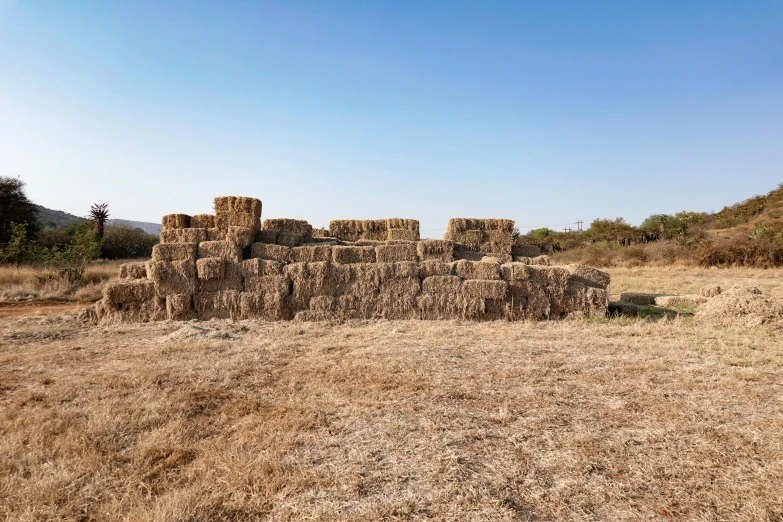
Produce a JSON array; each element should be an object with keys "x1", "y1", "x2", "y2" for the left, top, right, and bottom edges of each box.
[
  {"x1": 445, "y1": 218, "x2": 515, "y2": 253},
  {"x1": 328, "y1": 219, "x2": 419, "y2": 242},
  {"x1": 262, "y1": 219, "x2": 313, "y2": 243},
  {"x1": 162, "y1": 214, "x2": 191, "y2": 230},
  {"x1": 213, "y1": 196, "x2": 262, "y2": 218}
]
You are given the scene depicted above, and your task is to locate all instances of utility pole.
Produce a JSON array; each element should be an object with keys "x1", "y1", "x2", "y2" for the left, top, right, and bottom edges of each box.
[
  {"x1": 564, "y1": 227, "x2": 572, "y2": 232},
  {"x1": 577, "y1": 220, "x2": 583, "y2": 232}
]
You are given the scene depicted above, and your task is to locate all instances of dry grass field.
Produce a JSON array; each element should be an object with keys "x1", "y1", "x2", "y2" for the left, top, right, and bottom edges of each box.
[
  {"x1": 1, "y1": 267, "x2": 782, "y2": 521},
  {"x1": 0, "y1": 262, "x2": 122, "y2": 303}
]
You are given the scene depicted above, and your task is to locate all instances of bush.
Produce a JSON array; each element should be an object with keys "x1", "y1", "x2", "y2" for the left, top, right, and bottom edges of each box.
[{"x1": 101, "y1": 225, "x2": 158, "y2": 259}]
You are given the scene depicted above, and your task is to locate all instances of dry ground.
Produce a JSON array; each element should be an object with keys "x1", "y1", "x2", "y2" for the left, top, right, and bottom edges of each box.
[{"x1": 1, "y1": 268, "x2": 782, "y2": 521}]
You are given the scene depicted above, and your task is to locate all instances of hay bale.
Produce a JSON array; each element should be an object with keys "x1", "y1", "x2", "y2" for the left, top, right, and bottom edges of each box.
[
  {"x1": 162, "y1": 214, "x2": 191, "y2": 230},
  {"x1": 329, "y1": 220, "x2": 364, "y2": 242},
  {"x1": 309, "y1": 295, "x2": 337, "y2": 312},
  {"x1": 206, "y1": 228, "x2": 224, "y2": 241},
  {"x1": 97, "y1": 294, "x2": 163, "y2": 324},
  {"x1": 191, "y1": 214, "x2": 215, "y2": 229},
  {"x1": 199, "y1": 260, "x2": 242, "y2": 292},
  {"x1": 529, "y1": 255, "x2": 550, "y2": 266},
  {"x1": 387, "y1": 218, "x2": 419, "y2": 231},
  {"x1": 214, "y1": 196, "x2": 262, "y2": 218},
  {"x1": 513, "y1": 243, "x2": 541, "y2": 258},
  {"x1": 195, "y1": 290, "x2": 241, "y2": 320},
  {"x1": 160, "y1": 228, "x2": 208, "y2": 244},
  {"x1": 198, "y1": 241, "x2": 242, "y2": 262},
  {"x1": 532, "y1": 266, "x2": 571, "y2": 315},
  {"x1": 700, "y1": 285, "x2": 722, "y2": 298},
  {"x1": 418, "y1": 260, "x2": 453, "y2": 277},
  {"x1": 481, "y1": 254, "x2": 513, "y2": 264},
  {"x1": 244, "y1": 274, "x2": 288, "y2": 297},
  {"x1": 215, "y1": 212, "x2": 260, "y2": 231},
  {"x1": 332, "y1": 245, "x2": 376, "y2": 264},
  {"x1": 506, "y1": 279, "x2": 551, "y2": 320},
  {"x1": 500, "y1": 262, "x2": 534, "y2": 282},
  {"x1": 462, "y1": 279, "x2": 508, "y2": 300},
  {"x1": 227, "y1": 226, "x2": 255, "y2": 248},
  {"x1": 422, "y1": 275, "x2": 462, "y2": 294},
  {"x1": 312, "y1": 228, "x2": 329, "y2": 238},
  {"x1": 239, "y1": 258, "x2": 283, "y2": 277},
  {"x1": 152, "y1": 243, "x2": 197, "y2": 262},
  {"x1": 376, "y1": 243, "x2": 417, "y2": 263},
  {"x1": 388, "y1": 228, "x2": 420, "y2": 241},
  {"x1": 256, "y1": 230, "x2": 278, "y2": 244},
  {"x1": 619, "y1": 293, "x2": 658, "y2": 306},
  {"x1": 119, "y1": 262, "x2": 147, "y2": 280},
  {"x1": 566, "y1": 264, "x2": 611, "y2": 289},
  {"x1": 196, "y1": 257, "x2": 225, "y2": 281},
  {"x1": 452, "y1": 249, "x2": 485, "y2": 261},
  {"x1": 562, "y1": 281, "x2": 609, "y2": 317},
  {"x1": 417, "y1": 240, "x2": 453, "y2": 262},
  {"x1": 103, "y1": 279, "x2": 155, "y2": 307},
  {"x1": 609, "y1": 301, "x2": 640, "y2": 317},
  {"x1": 654, "y1": 295, "x2": 708, "y2": 307},
  {"x1": 240, "y1": 292, "x2": 289, "y2": 321},
  {"x1": 449, "y1": 230, "x2": 483, "y2": 250},
  {"x1": 291, "y1": 245, "x2": 332, "y2": 263},
  {"x1": 379, "y1": 277, "x2": 421, "y2": 319},
  {"x1": 355, "y1": 239, "x2": 384, "y2": 247},
  {"x1": 166, "y1": 294, "x2": 195, "y2": 321},
  {"x1": 147, "y1": 259, "x2": 197, "y2": 297},
  {"x1": 447, "y1": 218, "x2": 514, "y2": 235},
  {"x1": 287, "y1": 262, "x2": 339, "y2": 312},
  {"x1": 262, "y1": 219, "x2": 313, "y2": 241},
  {"x1": 276, "y1": 232, "x2": 304, "y2": 247},
  {"x1": 453, "y1": 260, "x2": 501, "y2": 280},
  {"x1": 250, "y1": 243, "x2": 291, "y2": 263}
]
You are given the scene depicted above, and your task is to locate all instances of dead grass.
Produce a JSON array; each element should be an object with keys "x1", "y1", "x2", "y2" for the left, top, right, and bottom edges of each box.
[{"x1": 0, "y1": 262, "x2": 122, "y2": 303}]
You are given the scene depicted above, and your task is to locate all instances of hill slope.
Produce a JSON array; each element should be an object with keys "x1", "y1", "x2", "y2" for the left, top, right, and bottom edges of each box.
[{"x1": 33, "y1": 205, "x2": 161, "y2": 235}]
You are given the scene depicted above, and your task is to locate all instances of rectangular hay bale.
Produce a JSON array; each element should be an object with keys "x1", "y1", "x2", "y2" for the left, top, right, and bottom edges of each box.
[
  {"x1": 162, "y1": 214, "x2": 191, "y2": 230},
  {"x1": 152, "y1": 243, "x2": 197, "y2": 262},
  {"x1": 462, "y1": 279, "x2": 508, "y2": 300},
  {"x1": 166, "y1": 294, "x2": 195, "y2": 321},
  {"x1": 332, "y1": 245, "x2": 376, "y2": 264},
  {"x1": 375, "y1": 243, "x2": 417, "y2": 263},
  {"x1": 290, "y1": 245, "x2": 332, "y2": 263},
  {"x1": 191, "y1": 214, "x2": 215, "y2": 229},
  {"x1": 198, "y1": 241, "x2": 242, "y2": 262},
  {"x1": 453, "y1": 260, "x2": 501, "y2": 280},
  {"x1": 160, "y1": 228, "x2": 207, "y2": 244},
  {"x1": 417, "y1": 240, "x2": 453, "y2": 262},
  {"x1": 250, "y1": 243, "x2": 291, "y2": 263},
  {"x1": 119, "y1": 262, "x2": 147, "y2": 280},
  {"x1": 196, "y1": 257, "x2": 225, "y2": 281}
]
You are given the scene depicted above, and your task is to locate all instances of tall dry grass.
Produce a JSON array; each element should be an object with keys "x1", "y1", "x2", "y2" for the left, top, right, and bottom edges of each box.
[{"x1": 0, "y1": 261, "x2": 122, "y2": 302}]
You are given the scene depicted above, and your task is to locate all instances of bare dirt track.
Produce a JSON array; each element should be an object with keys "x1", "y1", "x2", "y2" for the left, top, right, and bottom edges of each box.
[
  {"x1": 1, "y1": 309, "x2": 782, "y2": 521},
  {"x1": 0, "y1": 301, "x2": 90, "y2": 318}
]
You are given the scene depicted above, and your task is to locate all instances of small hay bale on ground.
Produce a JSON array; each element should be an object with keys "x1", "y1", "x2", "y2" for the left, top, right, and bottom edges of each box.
[
  {"x1": 162, "y1": 214, "x2": 191, "y2": 229},
  {"x1": 197, "y1": 257, "x2": 225, "y2": 281},
  {"x1": 160, "y1": 228, "x2": 207, "y2": 244},
  {"x1": 609, "y1": 301, "x2": 640, "y2": 317},
  {"x1": 198, "y1": 241, "x2": 242, "y2": 262},
  {"x1": 166, "y1": 294, "x2": 194, "y2": 321},
  {"x1": 417, "y1": 240, "x2": 453, "y2": 262},
  {"x1": 191, "y1": 214, "x2": 215, "y2": 229},
  {"x1": 655, "y1": 295, "x2": 708, "y2": 307},
  {"x1": 332, "y1": 245, "x2": 376, "y2": 264},
  {"x1": 119, "y1": 262, "x2": 147, "y2": 280},
  {"x1": 152, "y1": 243, "x2": 197, "y2": 262},
  {"x1": 453, "y1": 260, "x2": 501, "y2": 280},
  {"x1": 250, "y1": 243, "x2": 291, "y2": 263},
  {"x1": 147, "y1": 259, "x2": 197, "y2": 297},
  {"x1": 620, "y1": 293, "x2": 659, "y2": 306},
  {"x1": 290, "y1": 245, "x2": 332, "y2": 263},
  {"x1": 566, "y1": 264, "x2": 611, "y2": 289},
  {"x1": 103, "y1": 280, "x2": 155, "y2": 307},
  {"x1": 700, "y1": 285, "x2": 722, "y2": 298},
  {"x1": 376, "y1": 243, "x2": 417, "y2": 263}
]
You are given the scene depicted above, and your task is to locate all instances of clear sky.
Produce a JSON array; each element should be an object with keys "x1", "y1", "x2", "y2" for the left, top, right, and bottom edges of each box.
[{"x1": 1, "y1": 1, "x2": 781, "y2": 236}]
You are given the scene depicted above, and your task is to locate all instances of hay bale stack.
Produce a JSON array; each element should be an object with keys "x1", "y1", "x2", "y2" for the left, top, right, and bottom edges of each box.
[
  {"x1": 332, "y1": 245, "x2": 376, "y2": 264},
  {"x1": 196, "y1": 257, "x2": 225, "y2": 281},
  {"x1": 119, "y1": 262, "x2": 147, "y2": 280},
  {"x1": 695, "y1": 286, "x2": 783, "y2": 327},
  {"x1": 291, "y1": 245, "x2": 332, "y2": 263},
  {"x1": 445, "y1": 218, "x2": 515, "y2": 253},
  {"x1": 147, "y1": 259, "x2": 197, "y2": 297},
  {"x1": 417, "y1": 240, "x2": 453, "y2": 262},
  {"x1": 191, "y1": 214, "x2": 215, "y2": 229},
  {"x1": 262, "y1": 219, "x2": 313, "y2": 244},
  {"x1": 239, "y1": 258, "x2": 283, "y2": 277},
  {"x1": 513, "y1": 243, "x2": 542, "y2": 258},
  {"x1": 532, "y1": 266, "x2": 571, "y2": 316},
  {"x1": 162, "y1": 214, "x2": 191, "y2": 230},
  {"x1": 244, "y1": 274, "x2": 288, "y2": 297},
  {"x1": 214, "y1": 196, "x2": 262, "y2": 232},
  {"x1": 700, "y1": 285, "x2": 722, "y2": 298},
  {"x1": 453, "y1": 260, "x2": 501, "y2": 280},
  {"x1": 654, "y1": 295, "x2": 708, "y2": 307},
  {"x1": 152, "y1": 243, "x2": 197, "y2": 262},
  {"x1": 195, "y1": 290, "x2": 241, "y2": 320},
  {"x1": 160, "y1": 228, "x2": 207, "y2": 244},
  {"x1": 376, "y1": 243, "x2": 417, "y2": 263},
  {"x1": 166, "y1": 294, "x2": 195, "y2": 321},
  {"x1": 619, "y1": 293, "x2": 658, "y2": 306},
  {"x1": 566, "y1": 265, "x2": 611, "y2": 289},
  {"x1": 198, "y1": 241, "x2": 242, "y2": 262},
  {"x1": 250, "y1": 243, "x2": 291, "y2": 263}
]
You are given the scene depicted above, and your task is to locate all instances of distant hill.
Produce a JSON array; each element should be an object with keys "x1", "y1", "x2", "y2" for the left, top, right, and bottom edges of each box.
[{"x1": 33, "y1": 205, "x2": 161, "y2": 235}]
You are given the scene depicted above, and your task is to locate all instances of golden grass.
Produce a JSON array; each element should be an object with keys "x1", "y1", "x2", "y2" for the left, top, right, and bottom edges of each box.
[
  {"x1": 1, "y1": 267, "x2": 783, "y2": 520},
  {"x1": 0, "y1": 262, "x2": 122, "y2": 303}
]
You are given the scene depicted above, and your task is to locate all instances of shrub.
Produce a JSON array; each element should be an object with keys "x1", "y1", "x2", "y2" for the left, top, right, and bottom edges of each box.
[{"x1": 101, "y1": 225, "x2": 158, "y2": 259}]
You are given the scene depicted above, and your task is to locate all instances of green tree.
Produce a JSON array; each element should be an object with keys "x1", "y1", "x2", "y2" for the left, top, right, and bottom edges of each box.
[
  {"x1": 41, "y1": 222, "x2": 101, "y2": 283},
  {"x1": 0, "y1": 222, "x2": 40, "y2": 268},
  {"x1": 0, "y1": 177, "x2": 39, "y2": 243}
]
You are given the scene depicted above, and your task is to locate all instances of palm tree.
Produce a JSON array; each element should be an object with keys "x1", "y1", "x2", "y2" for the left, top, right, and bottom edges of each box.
[{"x1": 89, "y1": 203, "x2": 110, "y2": 239}]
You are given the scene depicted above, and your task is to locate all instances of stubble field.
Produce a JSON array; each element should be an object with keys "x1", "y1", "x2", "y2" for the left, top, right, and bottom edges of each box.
[{"x1": 1, "y1": 267, "x2": 782, "y2": 521}]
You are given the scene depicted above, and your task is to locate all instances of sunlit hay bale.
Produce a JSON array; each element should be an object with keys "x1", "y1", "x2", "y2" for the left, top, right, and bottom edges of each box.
[
  {"x1": 119, "y1": 262, "x2": 147, "y2": 280},
  {"x1": 200, "y1": 260, "x2": 243, "y2": 293},
  {"x1": 500, "y1": 262, "x2": 533, "y2": 282},
  {"x1": 239, "y1": 258, "x2": 283, "y2": 278},
  {"x1": 566, "y1": 264, "x2": 611, "y2": 289},
  {"x1": 480, "y1": 241, "x2": 513, "y2": 255},
  {"x1": 291, "y1": 245, "x2": 332, "y2": 263},
  {"x1": 262, "y1": 218, "x2": 313, "y2": 242},
  {"x1": 250, "y1": 243, "x2": 291, "y2": 263},
  {"x1": 453, "y1": 259, "x2": 501, "y2": 280},
  {"x1": 379, "y1": 277, "x2": 421, "y2": 319},
  {"x1": 197, "y1": 257, "x2": 225, "y2": 281},
  {"x1": 417, "y1": 240, "x2": 453, "y2": 262},
  {"x1": 152, "y1": 243, "x2": 197, "y2": 262},
  {"x1": 227, "y1": 226, "x2": 255, "y2": 248},
  {"x1": 462, "y1": 279, "x2": 508, "y2": 300},
  {"x1": 376, "y1": 243, "x2": 417, "y2": 263},
  {"x1": 147, "y1": 259, "x2": 197, "y2": 297},
  {"x1": 311, "y1": 228, "x2": 329, "y2": 238},
  {"x1": 198, "y1": 240, "x2": 242, "y2": 262},
  {"x1": 160, "y1": 228, "x2": 208, "y2": 244},
  {"x1": 239, "y1": 292, "x2": 289, "y2": 321},
  {"x1": 332, "y1": 245, "x2": 376, "y2": 264},
  {"x1": 700, "y1": 285, "x2": 722, "y2": 298},
  {"x1": 214, "y1": 196, "x2": 262, "y2": 218},
  {"x1": 103, "y1": 279, "x2": 155, "y2": 308},
  {"x1": 286, "y1": 262, "x2": 338, "y2": 312},
  {"x1": 449, "y1": 230, "x2": 483, "y2": 251},
  {"x1": 608, "y1": 300, "x2": 640, "y2": 317},
  {"x1": 512, "y1": 243, "x2": 541, "y2": 258},
  {"x1": 195, "y1": 290, "x2": 241, "y2": 320},
  {"x1": 532, "y1": 266, "x2": 571, "y2": 315},
  {"x1": 256, "y1": 230, "x2": 278, "y2": 244},
  {"x1": 619, "y1": 292, "x2": 658, "y2": 306},
  {"x1": 166, "y1": 293, "x2": 195, "y2": 321},
  {"x1": 418, "y1": 278, "x2": 466, "y2": 319},
  {"x1": 422, "y1": 275, "x2": 462, "y2": 295},
  {"x1": 482, "y1": 254, "x2": 513, "y2": 264},
  {"x1": 215, "y1": 212, "x2": 260, "y2": 231},
  {"x1": 654, "y1": 295, "x2": 708, "y2": 307},
  {"x1": 506, "y1": 280, "x2": 551, "y2": 321},
  {"x1": 97, "y1": 295, "x2": 164, "y2": 324},
  {"x1": 162, "y1": 214, "x2": 191, "y2": 229},
  {"x1": 191, "y1": 214, "x2": 215, "y2": 229},
  {"x1": 376, "y1": 261, "x2": 418, "y2": 280},
  {"x1": 361, "y1": 220, "x2": 389, "y2": 241},
  {"x1": 337, "y1": 292, "x2": 380, "y2": 320},
  {"x1": 529, "y1": 255, "x2": 550, "y2": 266},
  {"x1": 562, "y1": 281, "x2": 609, "y2": 318},
  {"x1": 329, "y1": 220, "x2": 364, "y2": 242},
  {"x1": 387, "y1": 218, "x2": 419, "y2": 234},
  {"x1": 387, "y1": 228, "x2": 419, "y2": 241},
  {"x1": 244, "y1": 274, "x2": 288, "y2": 297},
  {"x1": 206, "y1": 228, "x2": 224, "y2": 241},
  {"x1": 418, "y1": 260, "x2": 453, "y2": 277}
]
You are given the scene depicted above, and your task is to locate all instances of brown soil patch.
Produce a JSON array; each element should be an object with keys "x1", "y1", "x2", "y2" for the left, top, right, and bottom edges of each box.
[{"x1": 0, "y1": 301, "x2": 91, "y2": 317}]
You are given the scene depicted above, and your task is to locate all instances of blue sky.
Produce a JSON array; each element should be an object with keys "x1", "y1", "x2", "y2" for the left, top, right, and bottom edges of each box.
[{"x1": 1, "y1": 1, "x2": 781, "y2": 236}]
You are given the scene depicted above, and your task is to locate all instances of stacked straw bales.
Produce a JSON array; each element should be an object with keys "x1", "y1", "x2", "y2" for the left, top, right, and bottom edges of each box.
[{"x1": 90, "y1": 195, "x2": 610, "y2": 324}]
